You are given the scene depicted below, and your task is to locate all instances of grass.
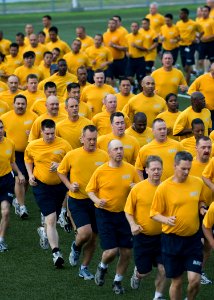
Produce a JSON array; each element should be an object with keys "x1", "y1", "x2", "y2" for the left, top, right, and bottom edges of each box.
[{"x1": 0, "y1": 4, "x2": 213, "y2": 299}]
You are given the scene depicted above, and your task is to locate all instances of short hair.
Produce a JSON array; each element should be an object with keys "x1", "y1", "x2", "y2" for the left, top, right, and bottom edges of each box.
[
  {"x1": 152, "y1": 118, "x2": 165, "y2": 128},
  {"x1": 133, "y1": 112, "x2": 147, "y2": 123},
  {"x1": 49, "y1": 26, "x2": 58, "y2": 34},
  {"x1": 57, "y1": 58, "x2": 66, "y2": 65},
  {"x1": 14, "y1": 94, "x2": 27, "y2": 104},
  {"x1": 65, "y1": 97, "x2": 79, "y2": 107},
  {"x1": 113, "y1": 15, "x2": 122, "y2": 21},
  {"x1": 94, "y1": 34, "x2": 103, "y2": 41},
  {"x1": 67, "y1": 82, "x2": 80, "y2": 92},
  {"x1": 16, "y1": 32, "x2": 25, "y2": 39},
  {"x1": 203, "y1": 5, "x2": 211, "y2": 12},
  {"x1": 164, "y1": 13, "x2": 173, "y2": 19},
  {"x1": 196, "y1": 136, "x2": 211, "y2": 146},
  {"x1": 82, "y1": 125, "x2": 97, "y2": 135},
  {"x1": 43, "y1": 15, "x2": 52, "y2": 20},
  {"x1": 53, "y1": 47, "x2": 60, "y2": 53},
  {"x1": 26, "y1": 74, "x2": 38, "y2": 82},
  {"x1": 44, "y1": 81, "x2": 56, "y2": 90},
  {"x1": 38, "y1": 31, "x2": 46, "y2": 37},
  {"x1": 165, "y1": 93, "x2": 177, "y2": 102},
  {"x1": 119, "y1": 77, "x2": 131, "y2": 84},
  {"x1": 145, "y1": 155, "x2": 163, "y2": 168},
  {"x1": 180, "y1": 8, "x2": 189, "y2": 15},
  {"x1": 191, "y1": 118, "x2": 204, "y2": 129},
  {"x1": 110, "y1": 112, "x2": 124, "y2": 124},
  {"x1": 174, "y1": 151, "x2": 193, "y2": 165},
  {"x1": 77, "y1": 66, "x2": 87, "y2": 73},
  {"x1": 43, "y1": 51, "x2": 53, "y2": 58},
  {"x1": 142, "y1": 18, "x2": 150, "y2": 23},
  {"x1": 10, "y1": 42, "x2": 19, "y2": 49},
  {"x1": 94, "y1": 69, "x2": 105, "y2": 75},
  {"x1": 23, "y1": 51, "x2": 35, "y2": 59},
  {"x1": 72, "y1": 38, "x2": 81, "y2": 44},
  {"x1": 41, "y1": 119, "x2": 55, "y2": 130},
  {"x1": 76, "y1": 25, "x2": 85, "y2": 31}
]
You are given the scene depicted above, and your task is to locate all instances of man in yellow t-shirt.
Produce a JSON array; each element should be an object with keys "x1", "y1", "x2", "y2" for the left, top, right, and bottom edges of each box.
[
  {"x1": 1, "y1": 94, "x2": 37, "y2": 219},
  {"x1": 0, "y1": 31, "x2": 11, "y2": 55},
  {"x1": 150, "y1": 151, "x2": 206, "y2": 300},
  {"x1": 46, "y1": 26, "x2": 71, "y2": 58},
  {"x1": 116, "y1": 78, "x2": 133, "y2": 111},
  {"x1": 173, "y1": 92, "x2": 212, "y2": 138},
  {"x1": 25, "y1": 119, "x2": 71, "y2": 268},
  {"x1": 57, "y1": 125, "x2": 108, "y2": 279},
  {"x1": 24, "y1": 34, "x2": 48, "y2": 66},
  {"x1": 0, "y1": 99, "x2": 9, "y2": 116},
  {"x1": 77, "y1": 66, "x2": 91, "y2": 94},
  {"x1": 38, "y1": 51, "x2": 53, "y2": 79},
  {"x1": 75, "y1": 26, "x2": 94, "y2": 52},
  {"x1": 122, "y1": 76, "x2": 167, "y2": 126},
  {"x1": 56, "y1": 97, "x2": 92, "y2": 149},
  {"x1": 42, "y1": 15, "x2": 52, "y2": 43},
  {"x1": 86, "y1": 139, "x2": 140, "y2": 294},
  {"x1": 97, "y1": 112, "x2": 140, "y2": 165},
  {"x1": 80, "y1": 70, "x2": 115, "y2": 116},
  {"x1": 203, "y1": 202, "x2": 214, "y2": 249},
  {"x1": 63, "y1": 39, "x2": 89, "y2": 76},
  {"x1": 22, "y1": 74, "x2": 45, "y2": 110},
  {"x1": 125, "y1": 112, "x2": 153, "y2": 147},
  {"x1": 0, "y1": 75, "x2": 21, "y2": 110},
  {"x1": 151, "y1": 52, "x2": 187, "y2": 99},
  {"x1": 0, "y1": 119, "x2": 24, "y2": 252},
  {"x1": 156, "y1": 93, "x2": 181, "y2": 141},
  {"x1": 3, "y1": 43, "x2": 23, "y2": 77},
  {"x1": 125, "y1": 155, "x2": 166, "y2": 298},
  {"x1": 15, "y1": 32, "x2": 27, "y2": 56},
  {"x1": 136, "y1": 118, "x2": 183, "y2": 181},
  {"x1": 28, "y1": 95, "x2": 66, "y2": 141}
]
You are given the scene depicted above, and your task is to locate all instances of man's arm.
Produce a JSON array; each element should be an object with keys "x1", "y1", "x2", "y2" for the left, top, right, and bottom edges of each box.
[
  {"x1": 125, "y1": 212, "x2": 143, "y2": 235},
  {"x1": 152, "y1": 214, "x2": 176, "y2": 226},
  {"x1": 202, "y1": 176, "x2": 214, "y2": 192},
  {"x1": 202, "y1": 225, "x2": 214, "y2": 249},
  {"x1": 87, "y1": 191, "x2": 106, "y2": 209}
]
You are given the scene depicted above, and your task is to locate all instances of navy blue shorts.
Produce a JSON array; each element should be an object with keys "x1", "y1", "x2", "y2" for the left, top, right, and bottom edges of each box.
[
  {"x1": 179, "y1": 44, "x2": 195, "y2": 67},
  {"x1": 15, "y1": 151, "x2": 28, "y2": 179},
  {"x1": 68, "y1": 197, "x2": 97, "y2": 233},
  {"x1": 126, "y1": 57, "x2": 146, "y2": 82},
  {"x1": 0, "y1": 172, "x2": 15, "y2": 204},
  {"x1": 133, "y1": 233, "x2": 162, "y2": 274},
  {"x1": 32, "y1": 179, "x2": 67, "y2": 217},
  {"x1": 95, "y1": 208, "x2": 133, "y2": 250},
  {"x1": 161, "y1": 231, "x2": 203, "y2": 278},
  {"x1": 106, "y1": 58, "x2": 127, "y2": 79},
  {"x1": 145, "y1": 61, "x2": 154, "y2": 74},
  {"x1": 199, "y1": 41, "x2": 214, "y2": 62}
]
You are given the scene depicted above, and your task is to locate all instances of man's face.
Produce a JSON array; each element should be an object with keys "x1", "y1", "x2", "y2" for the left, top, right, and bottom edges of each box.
[
  {"x1": 16, "y1": 35, "x2": 24, "y2": 46},
  {"x1": 49, "y1": 31, "x2": 57, "y2": 42},
  {"x1": 165, "y1": 17, "x2": 172, "y2": 26},
  {"x1": 66, "y1": 98, "x2": 79, "y2": 119},
  {"x1": 72, "y1": 40, "x2": 81, "y2": 53},
  {"x1": 14, "y1": 98, "x2": 27, "y2": 115},
  {"x1": 82, "y1": 129, "x2": 97, "y2": 152},
  {"x1": 77, "y1": 68, "x2": 87, "y2": 83},
  {"x1": 202, "y1": 7, "x2": 210, "y2": 18},
  {"x1": 131, "y1": 23, "x2": 139, "y2": 34},
  {"x1": 192, "y1": 96, "x2": 206, "y2": 111},
  {"x1": 45, "y1": 86, "x2": 56, "y2": 97},
  {"x1": 192, "y1": 124, "x2": 205, "y2": 139},
  {"x1": 133, "y1": 118, "x2": 147, "y2": 133},
  {"x1": 108, "y1": 20, "x2": 117, "y2": 32},
  {"x1": 38, "y1": 33, "x2": 46, "y2": 44},
  {"x1": 58, "y1": 61, "x2": 67, "y2": 75},
  {"x1": 120, "y1": 80, "x2": 131, "y2": 96},
  {"x1": 25, "y1": 24, "x2": 33, "y2": 35},
  {"x1": 152, "y1": 121, "x2": 167, "y2": 142},
  {"x1": 146, "y1": 161, "x2": 163, "y2": 182},
  {"x1": 112, "y1": 116, "x2": 125, "y2": 137},
  {"x1": 29, "y1": 34, "x2": 38, "y2": 48},
  {"x1": 105, "y1": 95, "x2": 117, "y2": 113},
  {"x1": 52, "y1": 49, "x2": 60, "y2": 62},
  {"x1": 94, "y1": 72, "x2": 105, "y2": 87},
  {"x1": 141, "y1": 77, "x2": 155, "y2": 96},
  {"x1": 94, "y1": 35, "x2": 103, "y2": 47},
  {"x1": 44, "y1": 53, "x2": 53, "y2": 66},
  {"x1": 179, "y1": 11, "x2": 187, "y2": 20},
  {"x1": 196, "y1": 139, "x2": 212, "y2": 162},
  {"x1": 76, "y1": 28, "x2": 85, "y2": 39},
  {"x1": 150, "y1": 4, "x2": 157, "y2": 14},
  {"x1": 46, "y1": 97, "x2": 59, "y2": 115},
  {"x1": 8, "y1": 76, "x2": 19, "y2": 92},
  {"x1": 42, "y1": 17, "x2": 50, "y2": 27},
  {"x1": 68, "y1": 87, "x2": 80, "y2": 101},
  {"x1": 10, "y1": 46, "x2": 18, "y2": 57},
  {"x1": 24, "y1": 56, "x2": 35, "y2": 68},
  {"x1": 142, "y1": 20, "x2": 149, "y2": 30},
  {"x1": 162, "y1": 53, "x2": 173, "y2": 67},
  {"x1": 42, "y1": 127, "x2": 55, "y2": 143},
  {"x1": 108, "y1": 141, "x2": 124, "y2": 162},
  {"x1": 27, "y1": 78, "x2": 38, "y2": 92},
  {"x1": 174, "y1": 160, "x2": 192, "y2": 182},
  {"x1": 167, "y1": 95, "x2": 178, "y2": 111}
]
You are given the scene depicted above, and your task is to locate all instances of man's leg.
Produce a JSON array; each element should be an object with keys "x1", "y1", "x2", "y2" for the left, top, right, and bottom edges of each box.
[
  {"x1": 186, "y1": 271, "x2": 201, "y2": 300},
  {"x1": 154, "y1": 264, "x2": 167, "y2": 300},
  {"x1": 169, "y1": 275, "x2": 183, "y2": 300},
  {"x1": 0, "y1": 201, "x2": 10, "y2": 239},
  {"x1": 14, "y1": 178, "x2": 28, "y2": 218}
]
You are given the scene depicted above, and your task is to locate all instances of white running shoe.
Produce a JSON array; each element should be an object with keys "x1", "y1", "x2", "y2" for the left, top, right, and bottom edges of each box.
[
  {"x1": 53, "y1": 251, "x2": 64, "y2": 268},
  {"x1": 19, "y1": 205, "x2": 28, "y2": 219},
  {"x1": 37, "y1": 227, "x2": 49, "y2": 250}
]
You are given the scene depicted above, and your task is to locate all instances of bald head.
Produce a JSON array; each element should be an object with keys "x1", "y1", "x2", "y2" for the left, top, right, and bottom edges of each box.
[
  {"x1": 108, "y1": 139, "x2": 123, "y2": 152},
  {"x1": 29, "y1": 33, "x2": 38, "y2": 47},
  {"x1": 141, "y1": 76, "x2": 155, "y2": 96},
  {"x1": 191, "y1": 92, "x2": 205, "y2": 112},
  {"x1": 46, "y1": 95, "x2": 59, "y2": 116},
  {"x1": 103, "y1": 94, "x2": 117, "y2": 113},
  {"x1": 108, "y1": 139, "x2": 124, "y2": 164}
]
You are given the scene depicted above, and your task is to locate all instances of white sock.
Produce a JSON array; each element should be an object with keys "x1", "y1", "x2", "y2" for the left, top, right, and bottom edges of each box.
[
  {"x1": 0, "y1": 237, "x2": 4, "y2": 242},
  {"x1": 61, "y1": 207, "x2": 67, "y2": 213},
  {"x1": 154, "y1": 291, "x2": 163, "y2": 299},
  {"x1": 81, "y1": 265, "x2": 87, "y2": 270},
  {"x1": 100, "y1": 262, "x2": 108, "y2": 269},
  {"x1": 114, "y1": 274, "x2": 123, "y2": 282},
  {"x1": 20, "y1": 205, "x2": 25, "y2": 209}
]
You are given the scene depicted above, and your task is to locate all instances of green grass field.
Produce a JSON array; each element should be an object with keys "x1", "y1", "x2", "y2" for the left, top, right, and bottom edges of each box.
[{"x1": 0, "y1": 4, "x2": 213, "y2": 300}]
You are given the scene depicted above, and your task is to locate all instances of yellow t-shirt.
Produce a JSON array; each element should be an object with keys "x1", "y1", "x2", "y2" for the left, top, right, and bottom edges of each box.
[
  {"x1": 135, "y1": 138, "x2": 184, "y2": 180},
  {"x1": 1, "y1": 110, "x2": 37, "y2": 151},
  {"x1": 86, "y1": 161, "x2": 140, "y2": 212},
  {"x1": 190, "y1": 158, "x2": 213, "y2": 206},
  {"x1": 63, "y1": 51, "x2": 89, "y2": 75},
  {"x1": 180, "y1": 136, "x2": 196, "y2": 157},
  {"x1": 28, "y1": 112, "x2": 66, "y2": 141},
  {"x1": 21, "y1": 89, "x2": 45, "y2": 110},
  {"x1": 24, "y1": 44, "x2": 48, "y2": 66},
  {"x1": 146, "y1": 13, "x2": 165, "y2": 34},
  {"x1": 176, "y1": 19, "x2": 203, "y2": 46},
  {"x1": 188, "y1": 73, "x2": 214, "y2": 110},
  {"x1": 85, "y1": 45, "x2": 113, "y2": 71},
  {"x1": 138, "y1": 28, "x2": 158, "y2": 61},
  {"x1": 14, "y1": 65, "x2": 43, "y2": 86},
  {"x1": 0, "y1": 137, "x2": 15, "y2": 176},
  {"x1": 38, "y1": 61, "x2": 51, "y2": 79},
  {"x1": 160, "y1": 24, "x2": 180, "y2": 50},
  {"x1": 152, "y1": 67, "x2": 187, "y2": 99},
  {"x1": 0, "y1": 90, "x2": 21, "y2": 110},
  {"x1": 197, "y1": 18, "x2": 214, "y2": 40},
  {"x1": 173, "y1": 106, "x2": 212, "y2": 138},
  {"x1": 115, "y1": 92, "x2": 134, "y2": 111},
  {"x1": 126, "y1": 32, "x2": 146, "y2": 58},
  {"x1": 59, "y1": 101, "x2": 92, "y2": 120},
  {"x1": 81, "y1": 83, "x2": 115, "y2": 116},
  {"x1": 122, "y1": 93, "x2": 167, "y2": 127},
  {"x1": 56, "y1": 116, "x2": 92, "y2": 149},
  {"x1": 0, "y1": 81, "x2": 8, "y2": 93},
  {"x1": 24, "y1": 136, "x2": 71, "y2": 185},
  {"x1": 46, "y1": 39, "x2": 71, "y2": 58},
  {"x1": 156, "y1": 110, "x2": 181, "y2": 141},
  {"x1": 125, "y1": 179, "x2": 162, "y2": 235},
  {"x1": 4, "y1": 54, "x2": 23, "y2": 75},
  {"x1": 0, "y1": 100, "x2": 9, "y2": 116},
  {"x1": 77, "y1": 35, "x2": 94, "y2": 52},
  {"x1": 150, "y1": 175, "x2": 205, "y2": 236},
  {"x1": 97, "y1": 132, "x2": 140, "y2": 165},
  {"x1": 125, "y1": 126, "x2": 154, "y2": 147},
  {"x1": 203, "y1": 202, "x2": 214, "y2": 228},
  {"x1": 57, "y1": 147, "x2": 109, "y2": 199},
  {"x1": 38, "y1": 72, "x2": 78, "y2": 98},
  {"x1": 0, "y1": 39, "x2": 11, "y2": 55},
  {"x1": 103, "y1": 29, "x2": 128, "y2": 60}
]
